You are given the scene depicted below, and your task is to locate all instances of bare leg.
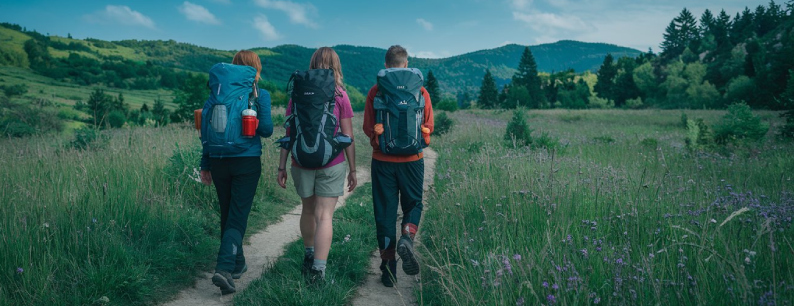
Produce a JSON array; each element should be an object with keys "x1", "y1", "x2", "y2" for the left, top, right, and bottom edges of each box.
[
  {"x1": 312, "y1": 196, "x2": 338, "y2": 260},
  {"x1": 300, "y1": 196, "x2": 317, "y2": 248}
]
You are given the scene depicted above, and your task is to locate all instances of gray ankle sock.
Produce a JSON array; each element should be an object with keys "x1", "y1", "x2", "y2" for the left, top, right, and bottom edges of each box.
[
  {"x1": 305, "y1": 247, "x2": 314, "y2": 257},
  {"x1": 312, "y1": 259, "x2": 327, "y2": 271}
]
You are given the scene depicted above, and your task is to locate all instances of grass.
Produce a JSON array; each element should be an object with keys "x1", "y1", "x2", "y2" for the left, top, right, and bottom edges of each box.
[
  {"x1": 0, "y1": 124, "x2": 298, "y2": 305},
  {"x1": 234, "y1": 183, "x2": 376, "y2": 306},
  {"x1": 418, "y1": 108, "x2": 794, "y2": 305},
  {"x1": 0, "y1": 66, "x2": 176, "y2": 110}
]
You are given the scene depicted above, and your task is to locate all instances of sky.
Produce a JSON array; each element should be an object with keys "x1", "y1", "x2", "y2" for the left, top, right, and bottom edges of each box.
[{"x1": 0, "y1": 0, "x2": 774, "y2": 58}]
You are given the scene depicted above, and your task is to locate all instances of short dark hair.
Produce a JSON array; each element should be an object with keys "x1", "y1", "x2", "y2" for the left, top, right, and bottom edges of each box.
[{"x1": 385, "y1": 45, "x2": 408, "y2": 68}]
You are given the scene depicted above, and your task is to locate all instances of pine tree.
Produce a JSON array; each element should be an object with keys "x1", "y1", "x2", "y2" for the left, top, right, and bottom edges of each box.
[
  {"x1": 88, "y1": 88, "x2": 112, "y2": 127},
  {"x1": 511, "y1": 47, "x2": 545, "y2": 108},
  {"x1": 478, "y1": 70, "x2": 498, "y2": 109},
  {"x1": 594, "y1": 54, "x2": 617, "y2": 102},
  {"x1": 661, "y1": 8, "x2": 700, "y2": 59},
  {"x1": 425, "y1": 70, "x2": 441, "y2": 104}
]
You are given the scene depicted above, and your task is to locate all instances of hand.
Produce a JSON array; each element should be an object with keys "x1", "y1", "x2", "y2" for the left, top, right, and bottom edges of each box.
[
  {"x1": 200, "y1": 170, "x2": 213, "y2": 186},
  {"x1": 374, "y1": 124, "x2": 384, "y2": 135},
  {"x1": 347, "y1": 170, "x2": 358, "y2": 192},
  {"x1": 277, "y1": 169, "x2": 288, "y2": 189}
]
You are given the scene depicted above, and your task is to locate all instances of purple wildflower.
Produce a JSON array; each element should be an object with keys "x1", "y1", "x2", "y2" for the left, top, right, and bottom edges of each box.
[
  {"x1": 16, "y1": 267, "x2": 23, "y2": 274},
  {"x1": 516, "y1": 297, "x2": 525, "y2": 306},
  {"x1": 542, "y1": 281, "x2": 549, "y2": 288},
  {"x1": 552, "y1": 283, "x2": 559, "y2": 290},
  {"x1": 566, "y1": 234, "x2": 572, "y2": 242},
  {"x1": 547, "y1": 294, "x2": 556, "y2": 304},
  {"x1": 615, "y1": 258, "x2": 624, "y2": 265},
  {"x1": 513, "y1": 254, "x2": 522, "y2": 261},
  {"x1": 594, "y1": 297, "x2": 601, "y2": 304},
  {"x1": 581, "y1": 249, "x2": 589, "y2": 257}
]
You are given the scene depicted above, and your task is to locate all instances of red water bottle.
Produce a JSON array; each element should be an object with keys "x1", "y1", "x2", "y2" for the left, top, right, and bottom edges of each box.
[{"x1": 242, "y1": 109, "x2": 258, "y2": 138}]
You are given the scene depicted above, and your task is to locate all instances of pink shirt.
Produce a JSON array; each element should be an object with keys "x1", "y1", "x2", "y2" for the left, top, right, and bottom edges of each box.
[{"x1": 286, "y1": 86, "x2": 354, "y2": 169}]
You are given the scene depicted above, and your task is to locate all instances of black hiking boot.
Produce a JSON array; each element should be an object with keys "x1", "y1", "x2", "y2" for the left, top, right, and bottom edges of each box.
[
  {"x1": 307, "y1": 266, "x2": 325, "y2": 286},
  {"x1": 302, "y1": 253, "x2": 314, "y2": 276},
  {"x1": 232, "y1": 263, "x2": 247, "y2": 279},
  {"x1": 380, "y1": 260, "x2": 397, "y2": 287},
  {"x1": 211, "y1": 270, "x2": 236, "y2": 294},
  {"x1": 397, "y1": 235, "x2": 420, "y2": 275}
]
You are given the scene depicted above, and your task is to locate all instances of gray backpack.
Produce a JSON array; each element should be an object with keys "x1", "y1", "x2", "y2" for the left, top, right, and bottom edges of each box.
[{"x1": 373, "y1": 68, "x2": 427, "y2": 155}]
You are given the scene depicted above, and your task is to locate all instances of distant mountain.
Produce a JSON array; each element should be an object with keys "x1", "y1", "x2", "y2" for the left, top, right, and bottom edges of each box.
[{"x1": 0, "y1": 23, "x2": 642, "y2": 96}]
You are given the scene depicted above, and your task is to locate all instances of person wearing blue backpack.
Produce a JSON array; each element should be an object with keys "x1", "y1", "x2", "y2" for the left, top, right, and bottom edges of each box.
[
  {"x1": 199, "y1": 50, "x2": 273, "y2": 294},
  {"x1": 363, "y1": 45, "x2": 434, "y2": 287},
  {"x1": 276, "y1": 47, "x2": 357, "y2": 283}
]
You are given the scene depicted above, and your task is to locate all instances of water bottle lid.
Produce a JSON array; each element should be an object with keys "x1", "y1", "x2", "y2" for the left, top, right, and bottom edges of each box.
[{"x1": 242, "y1": 109, "x2": 257, "y2": 116}]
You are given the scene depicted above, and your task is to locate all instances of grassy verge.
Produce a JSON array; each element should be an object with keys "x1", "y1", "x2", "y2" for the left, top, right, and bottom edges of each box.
[
  {"x1": 419, "y1": 109, "x2": 793, "y2": 305},
  {"x1": 234, "y1": 182, "x2": 376, "y2": 305},
  {"x1": 0, "y1": 125, "x2": 297, "y2": 305}
]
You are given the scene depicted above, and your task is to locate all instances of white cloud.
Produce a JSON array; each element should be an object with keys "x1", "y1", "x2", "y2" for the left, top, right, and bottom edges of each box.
[
  {"x1": 416, "y1": 18, "x2": 433, "y2": 31},
  {"x1": 179, "y1": 2, "x2": 221, "y2": 25},
  {"x1": 253, "y1": 0, "x2": 318, "y2": 28},
  {"x1": 513, "y1": 11, "x2": 591, "y2": 33},
  {"x1": 210, "y1": 0, "x2": 232, "y2": 4},
  {"x1": 509, "y1": 0, "x2": 533, "y2": 10},
  {"x1": 253, "y1": 15, "x2": 281, "y2": 40},
  {"x1": 411, "y1": 50, "x2": 452, "y2": 59},
  {"x1": 85, "y1": 5, "x2": 156, "y2": 29}
]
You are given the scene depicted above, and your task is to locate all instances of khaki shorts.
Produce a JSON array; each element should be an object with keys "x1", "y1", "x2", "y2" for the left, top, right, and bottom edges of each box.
[{"x1": 290, "y1": 162, "x2": 347, "y2": 198}]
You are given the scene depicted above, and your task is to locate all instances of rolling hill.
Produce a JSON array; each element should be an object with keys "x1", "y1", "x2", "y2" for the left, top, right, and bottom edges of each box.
[{"x1": 0, "y1": 22, "x2": 641, "y2": 98}]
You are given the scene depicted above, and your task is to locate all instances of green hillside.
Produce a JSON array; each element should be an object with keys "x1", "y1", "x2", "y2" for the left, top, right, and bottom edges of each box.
[{"x1": 0, "y1": 22, "x2": 641, "y2": 96}]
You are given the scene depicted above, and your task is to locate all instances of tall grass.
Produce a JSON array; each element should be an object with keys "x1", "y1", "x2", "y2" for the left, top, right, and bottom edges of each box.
[
  {"x1": 420, "y1": 109, "x2": 793, "y2": 305},
  {"x1": 0, "y1": 124, "x2": 297, "y2": 305}
]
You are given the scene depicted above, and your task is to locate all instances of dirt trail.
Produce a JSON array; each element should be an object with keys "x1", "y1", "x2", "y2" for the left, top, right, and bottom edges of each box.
[
  {"x1": 163, "y1": 168, "x2": 371, "y2": 306},
  {"x1": 351, "y1": 148, "x2": 438, "y2": 306}
]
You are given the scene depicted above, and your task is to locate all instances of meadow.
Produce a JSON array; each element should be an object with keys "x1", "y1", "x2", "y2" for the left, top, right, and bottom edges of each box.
[
  {"x1": 0, "y1": 123, "x2": 298, "y2": 305},
  {"x1": 419, "y1": 109, "x2": 794, "y2": 305}
]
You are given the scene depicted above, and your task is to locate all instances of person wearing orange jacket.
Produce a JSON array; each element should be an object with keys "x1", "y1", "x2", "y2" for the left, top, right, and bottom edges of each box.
[{"x1": 362, "y1": 45, "x2": 433, "y2": 287}]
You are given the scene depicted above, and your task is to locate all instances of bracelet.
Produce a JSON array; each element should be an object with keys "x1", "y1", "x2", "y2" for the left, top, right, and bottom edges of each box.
[
  {"x1": 349, "y1": 169, "x2": 356, "y2": 173},
  {"x1": 278, "y1": 167, "x2": 286, "y2": 172}
]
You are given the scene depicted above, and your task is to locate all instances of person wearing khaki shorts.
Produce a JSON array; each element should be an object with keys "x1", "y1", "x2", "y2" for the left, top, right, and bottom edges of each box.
[{"x1": 277, "y1": 47, "x2": 357, "y2": 283}]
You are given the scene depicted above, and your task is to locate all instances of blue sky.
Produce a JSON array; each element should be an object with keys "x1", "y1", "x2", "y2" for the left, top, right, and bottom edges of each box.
[{"x1": 0, "y1": 0, "x2": 773, "y2": 58}]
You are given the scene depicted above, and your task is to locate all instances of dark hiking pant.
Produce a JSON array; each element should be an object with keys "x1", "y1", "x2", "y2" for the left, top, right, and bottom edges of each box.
[
  {"x1": 371, "y1": 158, "x2": 424, "y2": 260},
  {"x1": 210, "y1": 156, "x2": 261, "y2": 273}
]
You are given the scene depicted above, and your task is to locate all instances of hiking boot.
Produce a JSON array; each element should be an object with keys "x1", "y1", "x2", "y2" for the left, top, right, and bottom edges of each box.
[
  {"x1": 232, "y1": 264, "x2": 247, "y2": 279},
  {"x1": 301, "y1": 253, "x2": 313, "y2": 276},
  {"x1": 307, "y1": 267, "x2": 325, "y2": 286},
  {"x1": 397, "y1": 235, "x2": 419, "y2": 275},
  {"x1": 380, "y1": 260, "x2": 397, "y2": 287},
  {"x1": 211, "y1": 270, "x2": 236, "y2": 294}
]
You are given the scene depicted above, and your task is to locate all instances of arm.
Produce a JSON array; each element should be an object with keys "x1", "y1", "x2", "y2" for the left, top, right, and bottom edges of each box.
[
  {"x1": 256, "y1": 89, "x2": 274, "y2": 138},
  {"x1": 340, "y1": 117, "x2": 357, "y2": 192},
  {"x1": 276, "y1": 148, "x2": 289, "y2": 189},
  {"x1": 421, "y1": 87, "x2": 434, "y2": 145},
  {"x1": 362, "y1": 85, "x2": 379, "y2": 149},
  {"x1": 199, "y1": 101, "x2": 212, "y2": 185}
]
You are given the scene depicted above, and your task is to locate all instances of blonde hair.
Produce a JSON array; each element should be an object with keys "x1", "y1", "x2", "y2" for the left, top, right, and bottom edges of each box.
[
  {"x1": 232, "y1": 50, "x2": 262, "y2": 83},
  {"x1": 309, "y1": 47, "x2": 344, "y2": 88}
]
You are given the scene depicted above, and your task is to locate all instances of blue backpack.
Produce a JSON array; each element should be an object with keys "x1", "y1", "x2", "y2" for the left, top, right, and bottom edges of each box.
[{"x1": 201, "y1": 63, "x2": 258, "y2": 156}]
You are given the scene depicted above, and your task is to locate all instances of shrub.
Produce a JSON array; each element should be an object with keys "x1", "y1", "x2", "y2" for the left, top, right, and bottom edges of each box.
[
  {"x1": 436, "y1": 97, "x2": 459, "y2": 112},
  {"x1": 681, "y1": 112, "x2": 688, "y2": 128},
  {"x1": 534, "y1": 131, "x2": 559, "y2": 150},
  {"x1": 434, "y1": 112, "x2": 454, "y2": 136},
  {"x1": 781, "y1": 110, "x2": 794, "y2": 139},
  {"x1": 69, "y1": 127, "x2": 108, "y2": 150},
  {"x1": 588, "y1": 96, "x2": 614, "y2": 109},
  {"x1": 714, "y1": 102, "x2": 768, "y2": 145},
  {"x1": 503, "y1": 110, "x2": 532, "y2": 147},
  {"x1": 107, "y1": 110, "x2": 127, "y2": 128},
  {"x1": 625, "y1": 97, "x2": 644, "y2": 109}
]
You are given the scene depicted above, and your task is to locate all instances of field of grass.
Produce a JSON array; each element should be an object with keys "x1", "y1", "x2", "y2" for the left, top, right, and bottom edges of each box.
[
  {"x1": 419, "y1": 109, "x2": 793, "y2": 305},
  {"x1": 0, "y1": 66, "x2": 176, "y2": 110},
  {"x1": 0, "y1": 124, "x2": 298, "y2": 305}
]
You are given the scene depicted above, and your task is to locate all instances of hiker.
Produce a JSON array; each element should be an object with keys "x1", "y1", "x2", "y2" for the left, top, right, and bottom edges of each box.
[
  {"x1": 276, "y1": 47, "x2": 357, "y2": 283},
  {"x1": 362, "y1": 45, "x2": 434, "y2": 287},
  {"x1": 199, "y1": 50, "x2": 274, "y2": 294}
]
